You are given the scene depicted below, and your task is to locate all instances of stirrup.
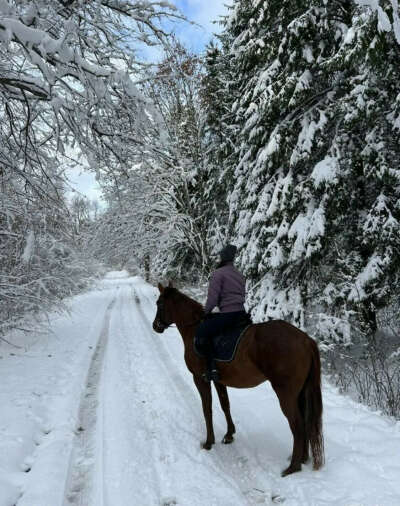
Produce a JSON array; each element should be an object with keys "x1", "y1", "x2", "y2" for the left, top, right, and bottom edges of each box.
[
  {"x1": 207, "y1": 369, "x2": 220, "y2": 382},
  {"x1": 210, "y1": 369, "x2": 220, "y2": 382},
  {"x1": 202, "y1": 369, "x2": 220, "y2": 383}
]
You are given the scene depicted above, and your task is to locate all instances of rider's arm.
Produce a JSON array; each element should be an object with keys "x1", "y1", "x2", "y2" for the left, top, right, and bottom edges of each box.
[{"x1": 204, "y1": 270, "x2": 223, "y2": 314}]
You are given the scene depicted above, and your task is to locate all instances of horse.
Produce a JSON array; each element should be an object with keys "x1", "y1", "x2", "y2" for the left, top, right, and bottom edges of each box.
[{"x1": 152, "y1": 282, "x2": 324, "y2": 477}]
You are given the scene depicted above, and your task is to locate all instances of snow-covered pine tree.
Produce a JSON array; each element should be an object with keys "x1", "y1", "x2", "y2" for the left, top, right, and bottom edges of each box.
[
  {"x1": 200, "y1": 1, "x2": 270, "y2": 266},
  {"x1": 221, "y1": 1, "x2": 351, "y2": 338},
  {"x1": 215, "y1": 0, "x2": 400, "y2": 342},
  {"x1": 201, "y1": 37, "x2": 236, "y2": 259},
  {"x1": 326, "y1": 1, "x2": 400, "y2": 336}
]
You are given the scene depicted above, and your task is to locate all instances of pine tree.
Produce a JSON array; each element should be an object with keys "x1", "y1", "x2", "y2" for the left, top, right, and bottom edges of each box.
[
  {"x1": 201, "y1": 29, "x2": 239, "y2": 257},
  {"x1": 328, "y1": 1, "x2": 400, "y2": 335},
  {"x1": 222, "y1": 1, "x2": 350, "y2": 331},
  {"x1": 209, "y1": 0, "x2": 400, "y2": 342}
]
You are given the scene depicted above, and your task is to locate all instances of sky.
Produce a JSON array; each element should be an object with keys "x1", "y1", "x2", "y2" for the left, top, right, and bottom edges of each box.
[
  {"x1": 173, "y1": 0, "x2": 231, "y2": 50},
  {"x1": 66, "y1": 0, "x2": 231, "y2": 204}
]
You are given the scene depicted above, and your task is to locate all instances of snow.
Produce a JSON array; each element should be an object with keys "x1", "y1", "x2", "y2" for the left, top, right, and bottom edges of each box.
[
  {"x1": 344, "y1": 26, "x2": 356, "y2": 45},
  {"x1": 290, "y1": 112, "x2": 328, "y2": 166},
  {"x1": 258, "y1": 130, "x2": 280, "y2": 161},
  {"x1": 286, "y1": 203, "x2": 325, "y2": 261},
  {"x1": 294, "y1": 70, "x2": 313, "y2": 95},
  {"x1": 311, "y1": 156, "x2": 339, "y2": 187},
  {"x1": 104, "y1": 270, "x2": 131, "y2": 279},
  {"x1": 266, "y1": 238, "x2": 285, "y2": 268},
  {"x1": 21, "y1": 230, "x2": 34, "y2": 264},
  {"x1": 393, "y1": 0, "x2": 400, "y2": 44},
  {"x1": 1, "y1": 273, "x2": 400, "y2": 505},
  {"x1": 302, "y1": 46, "x2": 314, "y2": 63},
  {"x1": 356, "y1": 0, "x2": 392, "y2": 32},
  {"x1": 0, "y1": 16, "x2": 111, "y2": 77},
  {"x1": 348, "y1": 254, "x2": 388, "y2": 302}
]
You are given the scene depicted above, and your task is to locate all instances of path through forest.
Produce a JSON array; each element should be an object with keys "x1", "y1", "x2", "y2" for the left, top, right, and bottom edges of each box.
[{"x1": 1, "y1": 272, "x2": 400, "y2": 506}]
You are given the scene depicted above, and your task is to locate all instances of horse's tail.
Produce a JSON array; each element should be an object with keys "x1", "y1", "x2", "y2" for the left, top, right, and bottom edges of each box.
[{"x1": 304, "y1": 339, "x2": 324, "y2": 470}]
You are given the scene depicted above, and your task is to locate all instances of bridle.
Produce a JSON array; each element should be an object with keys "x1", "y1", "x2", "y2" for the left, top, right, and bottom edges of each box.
[{"x1": 154, "y1": 298, "x2": 173, "y2": 331}]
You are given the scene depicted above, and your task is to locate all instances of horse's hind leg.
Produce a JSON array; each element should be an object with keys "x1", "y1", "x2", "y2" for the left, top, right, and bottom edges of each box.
[
  {"x1": 214, "y1": 382, "x2": 236, "y2": 444},
  {"x1": 193, "y1": 374, "x2": 215, "y2": 450},
  {"x1": 274, "y1": 385, "x2": 305, "y2": 477}
]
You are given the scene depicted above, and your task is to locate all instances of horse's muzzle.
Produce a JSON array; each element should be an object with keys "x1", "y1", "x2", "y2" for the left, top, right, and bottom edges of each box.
[{"x1": 152, "y1": 319, "x2": 166, "y2": 333}]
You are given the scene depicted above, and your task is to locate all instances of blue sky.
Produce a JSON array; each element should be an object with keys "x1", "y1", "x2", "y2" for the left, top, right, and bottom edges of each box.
[
  {"x1": 67, "y1": 1, "x2": 231, "y2": 203},
  {"x1": 173, "y1": 0, "x2": 231, "y2": 51}
]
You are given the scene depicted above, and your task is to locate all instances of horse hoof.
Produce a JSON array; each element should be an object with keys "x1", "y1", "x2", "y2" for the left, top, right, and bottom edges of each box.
[
  {"x1": 281, "y1": 464, "x2": 301, "y2": 477},
  {"x1": 222, "y1": 435, "x2": 234, "y2": 444},
  {"x1": 202, "y1": 441, "x2": 214, "y2": 450}
]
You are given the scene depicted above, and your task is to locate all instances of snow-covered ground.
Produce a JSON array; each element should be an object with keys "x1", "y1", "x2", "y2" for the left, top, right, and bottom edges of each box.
[{"x1": 1, "y1": 272, "x2": 400, "y2": 506}]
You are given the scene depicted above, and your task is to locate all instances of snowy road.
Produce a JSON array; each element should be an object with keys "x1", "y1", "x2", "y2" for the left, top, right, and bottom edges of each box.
[{"x1": 1, "y1": 273, "x2": 400, "y2": 506}]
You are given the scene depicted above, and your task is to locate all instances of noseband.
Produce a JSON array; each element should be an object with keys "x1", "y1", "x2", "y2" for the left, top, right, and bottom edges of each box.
[{"x1": 154, "y1": 299, "x2": 173, "y2": 330}]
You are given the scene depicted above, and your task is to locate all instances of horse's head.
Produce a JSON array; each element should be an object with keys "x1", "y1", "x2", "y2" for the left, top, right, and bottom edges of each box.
[{"x1": 152, "y1": 281, "x2": 175, "y2": 333}]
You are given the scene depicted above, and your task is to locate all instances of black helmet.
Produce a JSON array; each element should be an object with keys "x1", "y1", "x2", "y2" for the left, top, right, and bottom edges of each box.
[{"x1": 219, "y1": 244, "x2": 237, "y2": 263}]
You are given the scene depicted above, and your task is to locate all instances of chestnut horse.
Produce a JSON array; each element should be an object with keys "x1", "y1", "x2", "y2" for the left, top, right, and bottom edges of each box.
[{"x1": 152, "y1": 282, "x2": 324, "y2": 476}]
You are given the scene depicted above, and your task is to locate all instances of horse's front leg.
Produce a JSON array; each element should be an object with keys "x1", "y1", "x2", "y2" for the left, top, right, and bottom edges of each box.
[
  {"x1": 214, "y1": 382, "x2": 236, "y2": 444},
  {"x1": 193, "y1": 374, "x2": 215, "y2": 450}
]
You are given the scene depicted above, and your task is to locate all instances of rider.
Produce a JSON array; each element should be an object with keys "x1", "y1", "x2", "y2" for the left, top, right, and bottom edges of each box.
[{"x1": 196, "y1": 244, "x2": 247, "y2": 382}]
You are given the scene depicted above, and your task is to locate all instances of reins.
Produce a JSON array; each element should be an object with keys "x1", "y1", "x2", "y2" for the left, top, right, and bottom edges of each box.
[
  {"x1": 157, "y1": 290, "x2": 204, "y2": 330},
  {"x1": 157, "y1": 308, "x2": 202, "y2": 331},
  {"x1": 176, "y1": 318, "x2": 202, "y2": 329}
]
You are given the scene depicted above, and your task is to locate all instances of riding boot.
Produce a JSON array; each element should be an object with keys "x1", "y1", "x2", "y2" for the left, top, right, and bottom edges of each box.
[
  {"x1": 208, "y1": 357, "x2": 220, "y2": 382},
  {"x1": 203, "y1": 345, "x2": 219, "y2": 383}
]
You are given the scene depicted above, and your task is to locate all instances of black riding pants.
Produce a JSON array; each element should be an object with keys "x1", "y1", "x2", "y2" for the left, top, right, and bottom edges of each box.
[{"x1": 196, "y1": 311, "x2": 246, "y2": 369}]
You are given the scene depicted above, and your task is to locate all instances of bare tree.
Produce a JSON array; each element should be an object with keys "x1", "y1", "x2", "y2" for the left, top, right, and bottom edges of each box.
[
  {"x1": 90, "y1": 40, "x2": 215, "y2": 281},
  {"x1": 0, "y1": 1, "x2": 184, "y2": 333}
]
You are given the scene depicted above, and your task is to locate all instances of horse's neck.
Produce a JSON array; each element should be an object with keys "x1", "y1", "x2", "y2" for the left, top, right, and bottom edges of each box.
[
  {"x1": 176, "y1": 322, "x2": 196, "y2": 349},
  {"x1": 173, "y1": 297, "x2": 202, "y2": 347}
]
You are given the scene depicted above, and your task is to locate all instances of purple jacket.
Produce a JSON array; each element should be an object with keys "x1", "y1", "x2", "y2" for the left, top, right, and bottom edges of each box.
[{"x1": 205, "y1": 263, "x2": 246, "y2": 314}]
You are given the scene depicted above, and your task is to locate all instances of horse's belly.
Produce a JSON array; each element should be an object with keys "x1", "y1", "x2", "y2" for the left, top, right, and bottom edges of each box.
[
  {"x1": 223, "y1": 378, "x2": 266, "y2": 389},
  {"x1": 220, "y1": 363, "x2": 267, "y2": 389}
]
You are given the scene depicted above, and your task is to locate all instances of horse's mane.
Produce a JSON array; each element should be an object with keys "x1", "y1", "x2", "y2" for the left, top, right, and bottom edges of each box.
[{"x1": 163, "y1": 287, "x2": 205, "y2": 316}]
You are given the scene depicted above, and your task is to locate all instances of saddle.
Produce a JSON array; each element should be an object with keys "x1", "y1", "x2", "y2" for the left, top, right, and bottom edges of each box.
[{"x1": 194, "y1": 313, "x2": 252, "y2": 363}]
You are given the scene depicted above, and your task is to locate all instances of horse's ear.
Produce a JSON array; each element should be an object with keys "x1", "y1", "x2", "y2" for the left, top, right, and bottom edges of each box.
[
  {"x1": 158, "y1": 283, "x2": 164, "y2": 293},
  {"x1": 168, "y1": 280, "x2": 174, "y2": 288}
]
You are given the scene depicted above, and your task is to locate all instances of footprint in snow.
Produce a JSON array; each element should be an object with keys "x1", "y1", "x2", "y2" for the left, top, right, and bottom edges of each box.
[
  {"x1": 272, "y1": 494, "x2": 286, "y2": 503},
  {"x1": 161, "y1": 498, "x2": 177, "y2": 506}
]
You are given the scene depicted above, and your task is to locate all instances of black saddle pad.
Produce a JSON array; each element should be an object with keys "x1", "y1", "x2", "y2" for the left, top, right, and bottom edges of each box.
[{"x1": 194, "y1": 322, "x2": 252, "y2": 363}]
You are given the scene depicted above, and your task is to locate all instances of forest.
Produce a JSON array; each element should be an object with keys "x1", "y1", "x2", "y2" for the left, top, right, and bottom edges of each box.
[{"x1": 1, "y1": 0, "x2": 400, "y2": 418}]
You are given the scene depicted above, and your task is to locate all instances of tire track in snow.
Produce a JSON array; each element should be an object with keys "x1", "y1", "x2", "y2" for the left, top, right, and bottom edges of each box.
[
  {"x1": 63, "y1": 296, "x2": 116, "y2": 506},
  {"x1": 132, "y1": 287, "x2": 200, "y2": 415},
  {"x1": 102, "y1": 283, "x2": 244, "y2": 505}
]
